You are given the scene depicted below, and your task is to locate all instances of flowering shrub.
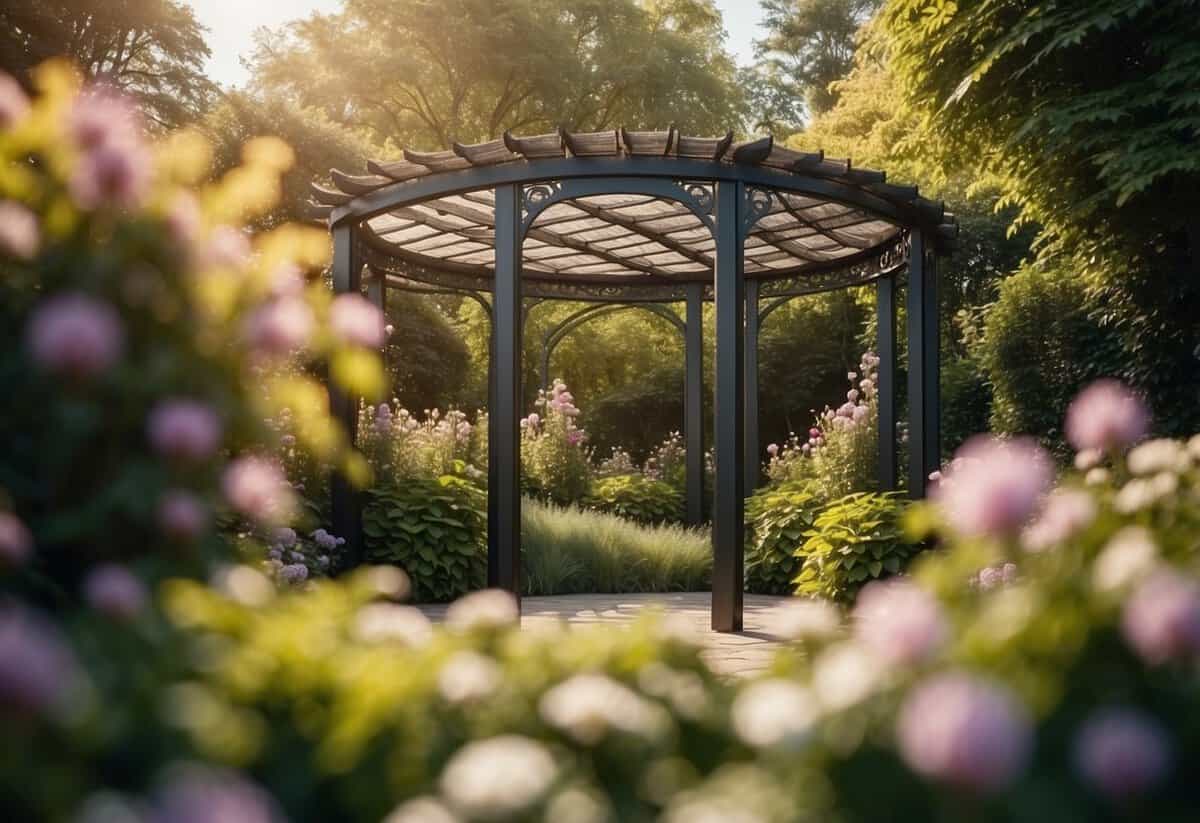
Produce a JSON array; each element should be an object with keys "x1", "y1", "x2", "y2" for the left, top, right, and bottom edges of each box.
[
  {"x1": 744, "y1": 480, "x2": 824, "y2": 595},
  {"x1": 358, "y1": 401, "x2": 486, "y2": 484},
  {"x1": 362, "y1": 476, "x2": 487, "y2": 601},
  {"x1": 520, "y1": 379, "x2": 593, "y2": 504},
  {"x1": 0, "y1": 65, "x2": 379, "y2": 591},
  {"x1": 585, "y1": 474, "x2": 684, "y2": 525},
  {"x1": 642, "y1": 430, "x2": 687, "y2": 490},
  {"x1": 795, "y1": 491, "x2": 915, "y2": 602},
  {"x1": 765, "y1": 352, "x2": 880, "y2": 497}
]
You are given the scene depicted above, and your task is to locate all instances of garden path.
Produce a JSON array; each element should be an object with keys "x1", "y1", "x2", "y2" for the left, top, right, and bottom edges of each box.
[{"x1": 418, "y1": 592, "x2": 791, "y2": 678}]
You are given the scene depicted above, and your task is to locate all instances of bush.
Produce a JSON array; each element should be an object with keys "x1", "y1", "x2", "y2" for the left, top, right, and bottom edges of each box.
[
  {"x1": 358, "y1": 402, "x2": 485, "y2": 484},
  {"x1": 362, "y1": 476, "x2": 487, "y2": 602},
  {"x1": 796, "y1": 491, "x2": 916, "y2": 602},
  {"x1": 744, "y1": 480, "x2": 824, "y2": 595},
  {"x1": 522, "y1": 498, "x2": 710, "y2": 595},
  {"x1": 585, "y1": 474, "x2": 684, "y2": 524},
  {"x1": 520, "y1": 379, "x2": 593, "y2": 504}
]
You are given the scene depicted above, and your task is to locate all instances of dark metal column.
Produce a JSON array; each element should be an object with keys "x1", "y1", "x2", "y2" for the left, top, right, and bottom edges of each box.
[
  {"x1": 684, "y1": 282, "x2": 704, "y2": 525},
  {"x1": 906, "y1": 230, "x2": 940, "y2": 497},
  {"x1": 712, "y1": 182, "x2": 745, "y2": 632},
  {"x1": 330, "y1": 223, "x2": 363, "y2": 563},
  {"x1": 876, "y1": 274, "x2": 898, "y2": 491},
  {"x1": 743, "y1": 277, "x2": 761, "y2": 492},
  {"x1": 365, "y1": 270, "x2": 387, "y2": 371},
  {"x1": 488, "y1": 185, "x2": 522, "y2": 596}
]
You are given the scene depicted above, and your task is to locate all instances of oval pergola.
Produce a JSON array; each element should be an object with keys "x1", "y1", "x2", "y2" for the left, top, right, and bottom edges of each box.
[{"x1": 311, "y1": 128, "x2": 955, "y2": 632}]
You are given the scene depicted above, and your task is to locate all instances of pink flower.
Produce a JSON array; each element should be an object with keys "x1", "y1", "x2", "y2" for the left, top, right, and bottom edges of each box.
[
  {"x1": 852, "y1": 405, "x2": 869, "y2": 423},
  {"x1": 566, "y1": 429, "x2": 585, "y2": 446},
  {"x1": 26, "y1": 293, "x2": 124, "y2": 379},
  {"x1": 766, "y1": 443, "x2": 779, "y2": 456},
  {"x1": 854, "y1": 580, "x2": 948, "y2": 667},
  {"x1": 1021, "y1": 488, "x2": 1097, "y2": 551},
  {"x1": 0, "y1": 606, "x2": 80, "y2": 715},
  {"x1": 151, "y1": 765, "x2": 282, "y2": 823},
  {"x1": 330, "y1": 293, "x2": 386, "y2": 349},
  {"x1": 69, "y1": 142, "x2": 152, "y2": 211},
  {"x1": 147, "y1": 400, "x2": 223, "y2": 462},
  {"x1": 1065, "y1": 380, "x2": 1149, "y2": 454},
  {"x1": 165, "y1": 193, "x2": 202, "y2": 249},
  {"x1": 68, "y1": 88, "x2": 142, "y2": 152},
  {"x1": 933, "y1": 436, "x2": 1053, "y2": 538},
  {"x1": 1074, "y1": 708, "x2": 1172, "y2": 800},
  {"x1": 809, "y1": 428, "x2": 821, "y2": 439},
  {"x1": 0, "y1": 201, "x2": 39, "y2": 260},
  {"x1": 0, "y1": 512, "x2": 33, "y2": 566},
  {"x1": 83, "y1": 564, "x2": 147, "y2": 621},
  {"x1": 199, "y1": 226, "x2": 252, "y2": 270},
  {"x1": 1121, "y1": 569, "x2": 1200, "y2": 664},
  {"x1": 244, "y1": 296, "x2": 314, "y2": 356},
  {"x1": 896, "y1": 672, "x2": 1032, "y2": 792},
  {"x1": 0, "y1": 73, "x2": 30, "y2": 128},
  {"x1": 222, "y1": 457, "x2": 293, "y2": 524},
  {"x1": 158, "y1": 490, "x2": 208, "y2": 542}
]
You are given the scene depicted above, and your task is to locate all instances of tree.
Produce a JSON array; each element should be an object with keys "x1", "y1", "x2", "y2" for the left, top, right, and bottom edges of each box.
[
  {"x1": 753, "y1": 0, "x2": 881, "y2": 122},
  {"x1": 0, "y1": 0, "x2": 217, "y2": 128},
  {"x1": 247, "y1": 0, "x2": 746, "y2": 149}
]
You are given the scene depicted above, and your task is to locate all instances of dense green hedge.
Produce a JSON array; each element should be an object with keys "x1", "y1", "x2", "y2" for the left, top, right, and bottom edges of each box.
[
  {"x1": 796, "y1": 491, "x2": 915, "y2": 602},
  {"x1": 744, "y1": 480, "x2": 824, "y2": 595},
  {"x1": 585, "y1": 474, "x2": 684, "y2": 525}
]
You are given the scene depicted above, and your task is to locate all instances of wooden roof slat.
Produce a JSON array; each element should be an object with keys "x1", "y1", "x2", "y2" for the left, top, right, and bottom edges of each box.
[
  {"x1": 310, "y1": 182, "x2": 352, "y2": 206},
  {"x1": 503, "y1": 130, "x2": 564, "y2": 159},
  {"x1": 561, "y1": 128, "x2": 621, "y2": 157},
  {"x1": 621, "y1": 127, "x2": 675, "y2": 156},
  {"x1": 730, "y1": 135, "x2": 774, "y2": 165},
  {"x1": 367, "y1": 159, "x2": 432, "y2": 182},
  {"x1": 675, "y1": 132, "x2": 733, "y2": 161},
  {"x1": 453, "y1": 139, "x2": 522, "y2": 166},
  {"x1": 331, "y1": 169, "x2": 391, "y2": 195},
  {"x1": 403, "y1": 148, "x2": 472, "y2": 171}
]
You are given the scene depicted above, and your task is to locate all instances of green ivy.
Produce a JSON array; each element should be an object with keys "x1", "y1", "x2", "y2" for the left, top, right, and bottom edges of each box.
[
  {"x1": 744, "y1": 480, "x2": 824, "y2": 595},
  {"x1": 362, "y1": 475, "x2": 486, "y2": 602},
  {"x1": 584, "y1": 474, "x2": 684, "y2": 525},
  {"x1": 795, "y1": 491, "x2": 915, "y2": 602}
]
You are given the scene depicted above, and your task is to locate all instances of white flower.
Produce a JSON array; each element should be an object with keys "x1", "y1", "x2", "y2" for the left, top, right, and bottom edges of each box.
[
  {"x1": 1085, "y1": 467, "x2": 1111, "y2": 486},
  {"x1": 539, "y1": 673, "x2": 670, "y2": 744},
  {"x1": 438, "y1": 652, "x2": 502, "y2": 704},
  {"x1": 812, "y1": 643, "x2": 880, "y2": 711},
  {"x1": 1113, "y1": 473, "x2": 1178, "y2": 514},
  {"x1": 730, "y1": 679, "x2": 816, "y2": 750},
  {"x1": 1126, "y1": 438, "x2": 1190, "y2": 476},
  {"x1": 353, "y1": 604, "x2": 433, "y2": 646},
  {"x1": 543, "y1": 788, "x2": 610, "y2": 823},
  {"x1": 212, "y1": 565, "x2": 274, "y2": 607},
  {"x1": 445, "y1": 589, "x2": 519, "y2": 631},
  {"x1": 382, "y1": 796, "x2": 459, "y2": 823},
  {"x1": 1074, "y1": 448, "x2": 1104, "y2": 471},
  {"x1": 1093, "y1": 527, "x2": 1159, "y2": 593},
  {"x1": 1021, "y1": 489, "x2": 1097, "y2": 552},
  {"x1": 636, "y1": 663, "x2": 709, "y2": 719},
  {"x1": 439, "y1": 736, "x2": 557, "y2": 820},
  {"x1": 768, "y1": 599, "x2": 841, "y2": 642}
]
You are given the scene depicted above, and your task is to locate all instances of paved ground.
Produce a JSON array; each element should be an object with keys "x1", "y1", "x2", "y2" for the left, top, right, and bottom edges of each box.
[{"x1": 419, "y1": 592, "x2": 792, "y2": 677}]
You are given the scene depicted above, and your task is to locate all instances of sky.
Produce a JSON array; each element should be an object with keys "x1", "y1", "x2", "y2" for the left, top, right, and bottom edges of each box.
[{"x1": 184, "y1": 0, "x2": 767, "y2": 89}]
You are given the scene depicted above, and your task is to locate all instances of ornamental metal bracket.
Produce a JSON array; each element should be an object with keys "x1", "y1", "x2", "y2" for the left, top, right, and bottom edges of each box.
[
  {"x1": 742, "y1": 185, "x2": 775, "y2": 236},
  {"x1": 521, "y1": 182, "x2": 561, "y2": 231}
]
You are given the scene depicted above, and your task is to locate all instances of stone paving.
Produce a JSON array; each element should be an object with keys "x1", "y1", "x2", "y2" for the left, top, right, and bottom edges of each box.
[{"x1": 419, "y1": 592, "x2": 793, "y2": 678}]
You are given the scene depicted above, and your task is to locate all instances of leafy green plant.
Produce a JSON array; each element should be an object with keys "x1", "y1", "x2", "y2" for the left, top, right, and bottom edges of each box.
[
  {"x1": 585, "y1": 474, "x2": 684, "y2": 525},
  {"x1": 362, "y1": 476, "x2": 486, "y2": 601},
  {"x1": 744, "y1": 480, "x2": 824, "y2": 595},
  {"x1": 796, "y1": 491, "x2": 915, "y2": 602}
]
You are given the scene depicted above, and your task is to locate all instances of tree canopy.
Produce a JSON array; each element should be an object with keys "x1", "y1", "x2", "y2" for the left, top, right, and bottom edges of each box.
[{"x1": 0, "y1": 0, "x2": 216, "y2": 128}]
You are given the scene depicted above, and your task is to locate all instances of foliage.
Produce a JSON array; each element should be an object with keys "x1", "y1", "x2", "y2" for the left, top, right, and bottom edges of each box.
[
  {"x1": 0, "y1": 64, "x2": 377, "y2": 592},
  {"x1": 520, "y1": 380, "x2": 593, "y2": 505},
  {"x1": 383, "y1": 291, "x2": 475, "y2": 412},
  {"x1": 522, "y1": 498, "x2": 710, "y2": 595},
  {"x1": 976, "y1": 264, "x2": 1124, "y2": 458},
  {"x1": 362, "y1": 476, "x2": 487, "y2": 602},
  {"x1": 358, "y1": 402, "x2": 486, "y2": 486},
  {"x1": 587, "y1": 364, "x2": 684, "y2": 461},
  {"x1": 744, "y1": 479, "x2": 825, "y2": 595},
  {"x1": 249, "y1": 0, "x2": 745, "y2": 148},
  {"x1": 585, "y1": 474, "x2": 684, "y2": 525},
  {"x1": 0, "y1": 1, "x2": 217, "y2": 128},
  {"x1": 796, "y1": 491, "x2": 913, "y2": 601},
  {"x1": 754, "y1": 0, "x2": 881, "y2": 119}
]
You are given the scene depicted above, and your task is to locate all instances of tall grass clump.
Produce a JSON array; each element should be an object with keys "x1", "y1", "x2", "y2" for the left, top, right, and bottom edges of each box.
[{"x1": 521, "y1": 498, "x2": 711, "y2": 595}]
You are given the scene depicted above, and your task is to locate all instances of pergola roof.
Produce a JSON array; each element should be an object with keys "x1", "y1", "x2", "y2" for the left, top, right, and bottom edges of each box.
[{"x1": 310, "y1": 129, "x2": 957, "y2": 299}]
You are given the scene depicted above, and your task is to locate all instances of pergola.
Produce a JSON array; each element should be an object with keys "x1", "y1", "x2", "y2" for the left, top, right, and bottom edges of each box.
[{"x1": 311, "y1": 128, "x2": 956, "y2": 632}]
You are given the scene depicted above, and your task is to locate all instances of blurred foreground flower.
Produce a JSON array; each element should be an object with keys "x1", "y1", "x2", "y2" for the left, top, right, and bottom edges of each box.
[{"x1": 933, "y1": 436, "x2": 1052, "y2": 538}]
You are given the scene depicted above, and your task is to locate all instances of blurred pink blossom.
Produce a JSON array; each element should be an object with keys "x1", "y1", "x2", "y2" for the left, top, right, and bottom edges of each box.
[
  {"x1": 0, "y1": 606, "x2": 80, "y2": 715},
  {"x1": 1065, "y1": 380, "x2": 1149, "y2": 454},
  {"x1": 147, "y1": 399, "x2": 223, "y2": 462},
  {"x1": 67, "y1": 87, "x2": 142, "y2": 152},
  {"x1": 0, "y1": 201, "x2": 39, "y2": 259},
  {"x1": 244, "y1": 296, "x2": 314, "y2": 356},
  {"x1": 199, "y1": 225, "x2": 252, "y2": 270},
  {"x1": 934, "y1": 436, "x2": 1053, "y2": 538},
  {"x1": 69, "y1": 142, "x2": 152, "y2": 211},
  {"x1": 26, "y1": 292, "x2": 124, "y2": 379},
  {"x1": 766, "y1": 443, "x2": 779, "y2": 456},
  {"x1": 0, "y1": 511, "x2": 33, "y2": 566},
  {"x1": 330, "y1": 293, "x2": 386, "y2": 348},
  {"x1": 855, "y1": 580, "x2": 948, "y2": 667},
  {"x1": 1021, "y1": 488, "x2": 1097, "y2": 551},
  {"x1": 896, "y1": 672, "x2": 1032, "y2": 792},
  {"x1": 151, "y1": 765, "x2": 282, "y2": 823},
  {"x1": 1121, "y1": 569, "x2": 1200, "y2": 664},
  {"x1": 165, "y1": 192, "x2": 202, "y2": 249},
  {"x1": 222, "y1": 457, "x2": 293, "y2": 524},
  {"x1": 0, "y1": 73, "x2": 30, "y2": 128},
  {"x1": 1074, "y1": 707, "x2": 1172, "y2": 800},
  {"x1": 83, "y1": 564, "x2": 147, "y2": 621},
  {"x1": 158, "y1": 490, "x2": 208, "y2": 542}
]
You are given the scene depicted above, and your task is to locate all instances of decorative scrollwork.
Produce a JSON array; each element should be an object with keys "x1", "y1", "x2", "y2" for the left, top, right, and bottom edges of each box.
[
  {"x1": 677, "y1": 181, "x2": 713, "y2": 214},
  {"x1": 742, "y1": 186, "x2": 775, "y2": 234},
  {"x1": 521, "y1": 182, "x2": 561, "y2": 223}
]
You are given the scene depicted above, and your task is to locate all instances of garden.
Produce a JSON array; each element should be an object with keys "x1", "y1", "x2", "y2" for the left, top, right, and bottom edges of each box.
[{"x1": 3, "y1": 0, "x2": 1200, "y2": 821}]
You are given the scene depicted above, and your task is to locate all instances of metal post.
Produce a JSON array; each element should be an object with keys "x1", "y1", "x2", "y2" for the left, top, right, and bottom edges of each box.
[
  {"x1": 743, "y1": 278, "x2": 760, "y2": 492},
  {"x1": 712, "y1": 181, "x2": 744, "y2": 632},
  {"x1": 876, "y1": 274, "x2": 897, "y2": 491},
  {"x1": 906, "y1": 230, "x2": 939, "y2": 497},
  {"x1": 684, "y1": 282, "x2": 704, "y2": 525},
  {"x1": 923, "y1": 251, "x2": 941, "y2": 478},
  {"x1": 330, "y1": 223, "x2": 363, "y2": 563},
  {"x1": 488, "y1": 185, "x2": 522, "y2": 597},
  {"x1": 366, "y1": 270, "x2": 387, "y2": 371}
]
